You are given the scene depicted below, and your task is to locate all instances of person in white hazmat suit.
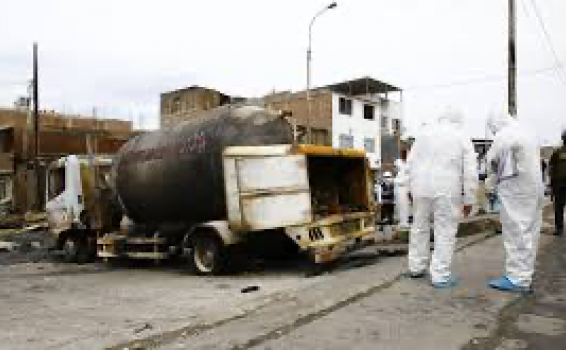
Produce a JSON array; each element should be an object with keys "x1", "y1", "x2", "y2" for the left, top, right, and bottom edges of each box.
[
  {"x1": 394, "y1": 152, "x2": 411, "y2": 228},
  {"x1": 486, "y1": 113, "x2": 544, "y2": 293},
  {"x1": 406, "y1": 109, "x2": 478, "y2": 288}
]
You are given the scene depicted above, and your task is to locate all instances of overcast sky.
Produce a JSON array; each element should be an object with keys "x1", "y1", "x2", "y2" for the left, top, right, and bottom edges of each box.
[{"x1": 1, "y1": 0, "x2": 565, "y2": 143}]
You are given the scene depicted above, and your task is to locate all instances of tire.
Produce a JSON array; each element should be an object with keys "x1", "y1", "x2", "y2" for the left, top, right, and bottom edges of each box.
[
  {"x1": 62, "y1": 236, "x2": 90, "y2": 264},
  {"x1": 190, "y1": 233, "x2": 226, "y2": 275},
  {"x1": 62, "y1": 236, "x2": 80, "y2": 263}
]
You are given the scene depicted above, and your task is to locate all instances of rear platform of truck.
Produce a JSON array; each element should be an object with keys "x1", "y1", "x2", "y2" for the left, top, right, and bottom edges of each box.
[{"x1": 223, "y1": 144, "x2": 376, "y2": 263}]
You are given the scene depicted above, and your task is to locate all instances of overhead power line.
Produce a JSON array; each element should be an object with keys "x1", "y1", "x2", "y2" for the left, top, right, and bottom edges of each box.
[
  {"x1": 524, "y1": 0, "x2": 566, "y2": 86},
  {"x1": 404, "y1": 65, "x2": 562, "y2": 92}
]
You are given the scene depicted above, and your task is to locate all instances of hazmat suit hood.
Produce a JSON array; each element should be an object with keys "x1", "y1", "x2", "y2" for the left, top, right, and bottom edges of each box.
[
  {"x1": 487, "y1": 113, "x2": 514, "y2": 136},
  {"x1": 394, "y1": 159, "x2": 404, "y2": 169},
  {"x1": 438, "y1": 108, "x2": 465, "y2": 130},
  {"x1": 485, "y1": 112, "x2": 544, "y2": 289}
]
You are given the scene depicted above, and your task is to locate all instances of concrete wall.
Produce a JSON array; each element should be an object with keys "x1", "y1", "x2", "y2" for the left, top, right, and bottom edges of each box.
[
  {"x1": 381, "y1": 134, "x2": 401, "y2": 171},
  {"x1": 379, "y1": 99, "x2": 403, "y2": 136},
  {"x1": 331, "y1": 93, "x2": 381, "y2": 169},
  {"x1": 264, "y1": 90, "x2": 333, "y2": 145}
]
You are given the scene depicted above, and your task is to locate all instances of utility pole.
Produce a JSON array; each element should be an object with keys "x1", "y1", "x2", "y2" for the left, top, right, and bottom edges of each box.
[
  {"x1": 306, "y1": 2, "x2": 337, "y2": 144},
  {"x1": 508, "y1": 0, "x2": 517, "y2": 117},
  {"x1": 32, "y1": 42, "x2": 41, "y2": 210}
]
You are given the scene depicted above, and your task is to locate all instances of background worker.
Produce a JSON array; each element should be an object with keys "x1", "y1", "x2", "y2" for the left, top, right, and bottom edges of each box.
[
  {"x1": 486, "y1": 113, "x2": 544, "y2": 293},
  {"x1": 379, "y1": 171, "x2": 395, "y2": 225},
  {"x1": 549, "y1": 130, "x2": 566, "y2": 236},
  {"x1": 394, "y1": 151, "x2": 411, "y2": 228},
  {"x1": 406, "y1": 109, "x2": 478, "y2": 288}
]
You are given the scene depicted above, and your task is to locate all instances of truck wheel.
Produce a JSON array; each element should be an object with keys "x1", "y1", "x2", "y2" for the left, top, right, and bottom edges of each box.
[
  {"x1": 191, "y1": 234, "x2": 226, "y2": 275},
  {"x1": 63, "y1": 236, "x2": 89, "y2": 264},
  {"x1": 62, "y1": 236, "x2": 80, "y2": 263}
]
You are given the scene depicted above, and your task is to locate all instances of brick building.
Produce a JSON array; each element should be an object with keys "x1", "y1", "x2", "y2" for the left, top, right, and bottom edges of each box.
[
  {"x1": 160, "y1": 86, "x2": 244, "y2": 128},
  {"x1": 0, "y1": 108, "x2": 136, "y2": 213}
]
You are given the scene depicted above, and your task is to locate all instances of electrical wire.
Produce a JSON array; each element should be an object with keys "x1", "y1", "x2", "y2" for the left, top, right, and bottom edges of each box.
[
  {"x1": 404, "y1": 65, "x2": 560, "y2": 92},
  {"x1": 524, "y1": 0, "x2": 566, "y2": 86}
]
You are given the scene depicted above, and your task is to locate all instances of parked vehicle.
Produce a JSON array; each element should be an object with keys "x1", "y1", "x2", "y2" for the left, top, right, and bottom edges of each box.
[
  {"x1": 45, "y1": 154, "x2": 121, "y2": 263},
  {"x1": 46, "y1": 106, "x2": 376, "y2": 274}
]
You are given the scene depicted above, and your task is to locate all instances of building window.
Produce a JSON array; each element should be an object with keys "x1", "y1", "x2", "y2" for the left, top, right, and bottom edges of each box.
[
  {"x1": 363, "y1": 104, "x2": 374, "y2": 120},
  {"x1": 392, "y1": 119, "x2": 402, "y2": 134},
  {"x1": 364, "y1": 138, "x2": 375, "y2": 153},
  {"x1": 171, "y1": 96, "x2": 182, "y2": 114},
  {"x1": 338, "y1": 134, "x2": 354, "y2": 149},
  {"x1": 339, "y1": 97, "x2": 352, "y2": 115}
]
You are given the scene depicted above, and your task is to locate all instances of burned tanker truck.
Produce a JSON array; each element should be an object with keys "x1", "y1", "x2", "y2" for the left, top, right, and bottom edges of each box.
[{"x1": 47, "y1": 105, "x2": 376, "y2": 275}]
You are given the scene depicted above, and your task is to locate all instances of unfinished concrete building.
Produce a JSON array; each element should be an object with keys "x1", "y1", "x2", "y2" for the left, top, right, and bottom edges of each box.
[{"x1": 160, "y1": 86, "x2": 245, "y2": 128}]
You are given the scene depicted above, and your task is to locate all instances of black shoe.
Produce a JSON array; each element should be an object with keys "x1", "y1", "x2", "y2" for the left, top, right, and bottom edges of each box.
[
  {"x1": 555, "y1": 229, "x2": 564, "y2": 236},
  {"x1": 402, "y1": 270, "x2": 426, "y2": 279}
]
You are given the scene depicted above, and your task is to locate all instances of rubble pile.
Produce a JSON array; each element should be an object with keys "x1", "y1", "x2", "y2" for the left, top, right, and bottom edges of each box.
[{"x1": 0, "y1": 212, "x2": 51, "y2": 265}]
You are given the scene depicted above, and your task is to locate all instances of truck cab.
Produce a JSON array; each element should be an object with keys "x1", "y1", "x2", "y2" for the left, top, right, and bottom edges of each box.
[{"x1": 45, "y1": 155, "x2": 118, "y2": 262}]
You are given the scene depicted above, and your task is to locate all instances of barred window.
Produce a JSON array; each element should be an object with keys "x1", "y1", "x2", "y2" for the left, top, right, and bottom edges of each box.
[{"x1": 339, "y1": 134, "x2": 354, "y2": 149}]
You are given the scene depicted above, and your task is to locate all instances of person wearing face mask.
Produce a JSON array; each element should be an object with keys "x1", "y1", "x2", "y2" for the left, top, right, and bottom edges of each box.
[{"x1": 486, "y1": 113, "x2": 544, "y2": 293}]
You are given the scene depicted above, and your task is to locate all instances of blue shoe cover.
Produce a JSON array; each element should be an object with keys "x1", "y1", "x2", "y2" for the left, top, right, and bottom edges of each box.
[
  {"x1": 488, "y1": 276, "x2": 532, "y2": 294},
  {"x1": 432, "y1": 276, "x2": 458, "y2": 289}
]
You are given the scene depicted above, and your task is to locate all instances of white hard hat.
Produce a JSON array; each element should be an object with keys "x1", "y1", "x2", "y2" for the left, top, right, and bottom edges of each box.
[{"x1": 383, "y1": 171, "x2": 392, "y2": 178}]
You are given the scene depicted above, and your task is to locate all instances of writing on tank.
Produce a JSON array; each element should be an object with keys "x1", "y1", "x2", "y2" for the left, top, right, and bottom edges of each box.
[{"x1": 121, "y1": 131, "x2": 206, "y2": 165}]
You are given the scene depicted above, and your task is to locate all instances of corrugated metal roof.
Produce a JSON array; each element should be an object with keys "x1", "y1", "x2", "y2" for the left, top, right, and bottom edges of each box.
[{"x1": 321, "y1": 77, "x2": 402, "y2": 96}]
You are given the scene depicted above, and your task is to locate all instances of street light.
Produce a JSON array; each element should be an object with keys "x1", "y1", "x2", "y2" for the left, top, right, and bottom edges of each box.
[{"x1": 306, "y1": 2, "x2": 337, "y2": 144}]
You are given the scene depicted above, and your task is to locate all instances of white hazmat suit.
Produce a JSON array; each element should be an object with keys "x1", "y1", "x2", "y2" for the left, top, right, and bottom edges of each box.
[
  {"x1": 486, "y1": 113, "x2": 543, "y2": 289},
  {"x1": 394, "y1": 158, "x2": 410, "y2": 228},
  {"x1": 406, "y1": 110, "x2": 478, "y2": 284}
]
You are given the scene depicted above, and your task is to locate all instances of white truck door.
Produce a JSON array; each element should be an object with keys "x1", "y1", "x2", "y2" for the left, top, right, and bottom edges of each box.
[
  {"x1": 224, "y1": 154, "x2": 312, "y2": 231},
  {"x1": 65, "y1": 155, "x2": 84, "y2": 222}
]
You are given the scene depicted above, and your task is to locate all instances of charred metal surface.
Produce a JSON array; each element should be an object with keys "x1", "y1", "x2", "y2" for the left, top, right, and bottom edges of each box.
[
  {"x1": 308, "y1": 156, "x2": 369, "y2": 219},
  {"x1": 112, "y1": 106, "x2": 293, "y2": 226}
]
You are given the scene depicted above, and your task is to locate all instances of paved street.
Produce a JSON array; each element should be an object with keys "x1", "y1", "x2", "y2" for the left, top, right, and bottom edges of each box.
[
  {"x1": 465, "y1": 230, "x2": 566, "y2": 350},
  {"x1": 1, "y1": 212, "x2": 564, "y2": 350},
  {"x1": 160, "y1": 233, "x2": 562, "y2": 350}
]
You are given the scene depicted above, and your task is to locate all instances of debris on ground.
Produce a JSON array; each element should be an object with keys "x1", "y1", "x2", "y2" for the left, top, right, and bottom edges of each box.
[
  {"x1": 0, "y1": 211, "x2": 48, "y2": 229},
  {"x1": 0, "y1": 241, "x2": 19, "y2": 252},
  {"x1": 0, "y1": 228, "x2": 53, "y2": 266},
  {"x1": 241, "y1": 286, "x2": 260, "y2": 294},
  {"x1": 133, "y1": 323, "x2": 153, "y2": 334},
  {"x1": 0, "y1": 214, "x2": 26, "y2": 229}
]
